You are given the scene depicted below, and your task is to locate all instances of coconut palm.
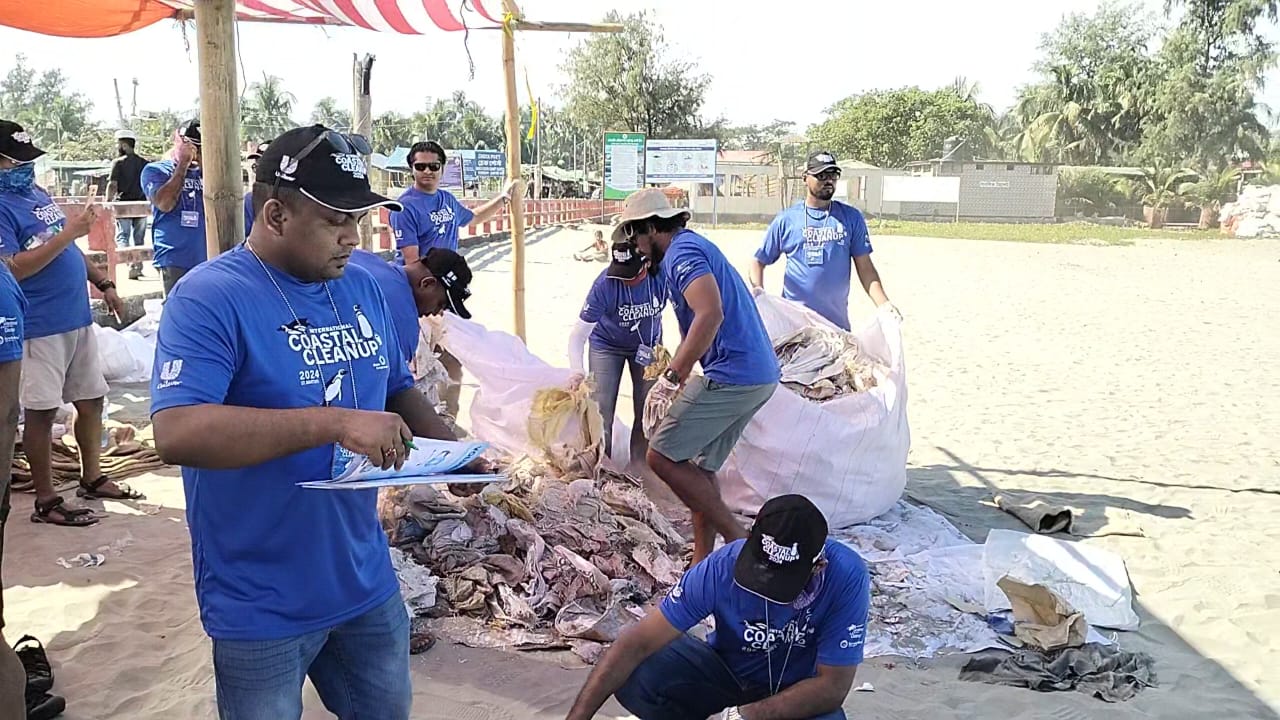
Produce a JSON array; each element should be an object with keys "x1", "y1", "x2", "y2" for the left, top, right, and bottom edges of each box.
[
  {"x1": 1180, "y1": 166, "x2": 1242, "y2": 228},
  {"x1": 1130, "y1": 162, "x2": 1198, "y2": 228},
  {"x1": 310, "y1": 97, "x2": 351, "y2": 131},
  {"x1": 242, "y1": 73, "x2": 297, "y2": 141}
]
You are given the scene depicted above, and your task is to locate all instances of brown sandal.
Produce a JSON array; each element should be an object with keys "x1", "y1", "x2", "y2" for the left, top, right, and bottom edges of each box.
[
  {"x1": 76, "y1": 475, "x2": 145, "y2": 501},
  {"x1": 31, "y1": 497, "x2": 99, "y2": 527}
]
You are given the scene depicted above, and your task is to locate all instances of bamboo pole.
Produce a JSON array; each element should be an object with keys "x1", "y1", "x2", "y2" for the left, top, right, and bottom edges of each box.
[
  {"x1": 352, "y1": 53, "x2": 375, "y2": 250},
  {"x1": 194, "y1": 0, "x2": 242, "y2": 257},
  {"x1": 501, "y1": 0, "x2": 528, "y2": 341}
]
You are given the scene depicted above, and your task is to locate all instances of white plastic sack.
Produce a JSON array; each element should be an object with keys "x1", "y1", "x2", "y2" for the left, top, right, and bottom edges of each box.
[
  {"x1": 981, "y1": 529, "x2": 1140, "y2": 631},
  {"x1": 94, "y1": 325, "x2": 154, "y2": 384},
  {"x1": 720, "y1": 294, "x2": 910, "y2": 528},
  {"x1": 435, "y1": 314, "x2": 632, "y2": 467}
]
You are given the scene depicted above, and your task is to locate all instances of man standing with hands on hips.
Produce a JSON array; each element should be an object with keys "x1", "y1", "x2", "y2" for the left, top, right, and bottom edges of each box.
[
  {"x1": 150, "y1": 125, "x2": 466, "y2": 719},
  {"x1": 749, "y1": 151, "x2": 900, "y2": 331},
  {"x1": 142, "y1": 120, "x2": 205, "y2": 296},
  {"x1": 621, "y1": 188, "x2": 779, "y2": 566}
]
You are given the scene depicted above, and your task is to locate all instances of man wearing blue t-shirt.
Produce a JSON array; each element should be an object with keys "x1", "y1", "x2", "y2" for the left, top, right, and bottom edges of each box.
[
  {"x1": 749, "y1": 151, "x2": 899, "y2": 331},
  {"x1": 141, "y1": 120, "x2": 205, "y2": 296},
  {"x1": 390, "y1": 140, "x2": 516, "y2": 264},
  {"x1": 620, "y1": 189, "x2": 780, "y2": 565},
  {"x1": 567, "y1": 494, "x2": 870, "y2": 720},
  {"x1": 150, "y1": 125, "x2": 466, "y2": 720},
  {"x1": 0, "y1": 120, "x2": 135, "y2": 529}
]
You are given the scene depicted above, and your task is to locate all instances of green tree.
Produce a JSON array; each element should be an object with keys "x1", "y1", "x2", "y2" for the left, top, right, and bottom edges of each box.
[
  {"x1": 1128, "y1": 162, "x2": 1198, "y2": 226},
  {"x1": 560, "y1": 11, "x2": 715, "y2": 140},
  {"x1": 720, "y1": 120, "x2": 797, "y2": 151},
  {"x1": 310, "y1": 97, "x2": 351, "y2": 131},
  {"x1": 241, "y1": 73, "x2": 297, "y2": 142},
  {"x1": 0, "y1": 54, "x2": 95, "y2": 148},
  {"x1": 808, "y1": 86, "x2": 994, "y2": 167},
  {"x1": 1180, "y1": 165, "x2": 1241, "y2": 226}
]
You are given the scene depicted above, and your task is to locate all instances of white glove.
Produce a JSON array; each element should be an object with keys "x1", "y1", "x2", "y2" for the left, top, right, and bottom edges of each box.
[
  {"x1": 880, "y1": 302, "x2": 903, "y2": 323},
  {"x1": 750, "y1": 285, "x2": 765, "y2": 298},
  {"x1": 643, "y1": 375, "x2": 682, "y2": 437},
  {"x1": 567, "y1": 371, "x2": 586, "y2": 391}
]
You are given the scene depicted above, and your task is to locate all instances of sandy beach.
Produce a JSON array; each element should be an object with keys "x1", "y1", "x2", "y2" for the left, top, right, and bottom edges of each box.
[{"x1": 6, "y1": 226, "x2": 1278, "y2": 719}]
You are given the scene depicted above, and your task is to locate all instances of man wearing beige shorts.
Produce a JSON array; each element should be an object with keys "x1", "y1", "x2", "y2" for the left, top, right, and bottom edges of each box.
[{"x1": 0, "y1": 121, "x2": 140, "y2": 527}]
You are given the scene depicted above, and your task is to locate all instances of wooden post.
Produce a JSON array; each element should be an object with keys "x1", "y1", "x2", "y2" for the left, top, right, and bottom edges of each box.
[
  {"x1": 352, "y1": 53, "x2": 375, "y2": 250},
  {"x1": 501, "y1": 0, "x2": 528, "y2": 341},
  {"x1": 194, "y1": 0, "x2": 243, "y2": 257}
]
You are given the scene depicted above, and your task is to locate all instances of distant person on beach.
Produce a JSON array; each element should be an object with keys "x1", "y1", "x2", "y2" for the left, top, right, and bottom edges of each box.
[
  {"x1": 242, "y1": 141, "x2": 269, "y2": 235},
  {"x1": 749, "y1": 150, "x2": 900, "y2": 331},
  {"x1": 106, "y1": 129, "x2": 150, "y2": 280},
  {"x1": 0, "y1": 120, "x2": 135, "y2": 529},
  {"x1": 150, "y1": 125, "x2": 472, "y2": 719},
  {"x1": 565, "y1": 494, "x2": 870, "y2": 720},
  {"x1": 620, "y1": 188, "x2": 779, "y2": 565},
  {"x1": 567, "y1": 239, "x2": 667, "y2": 465},
  {"x1": 141, "y1": 120, "x2": 205, "y2": 296},
  {"x1": 573, "y1": 229, "x2": 608, "y2": 262}
]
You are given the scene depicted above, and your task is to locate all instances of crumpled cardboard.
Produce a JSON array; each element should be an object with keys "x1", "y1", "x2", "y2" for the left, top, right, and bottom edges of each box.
[{"x1": 998, "y1": 576, "x2": 1089, "y2": 651}]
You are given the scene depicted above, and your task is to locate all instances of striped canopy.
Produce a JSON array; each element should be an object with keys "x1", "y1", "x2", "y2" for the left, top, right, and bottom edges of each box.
[{"x1": 0, "y1": 0, "x2": 502, "y2": 38}]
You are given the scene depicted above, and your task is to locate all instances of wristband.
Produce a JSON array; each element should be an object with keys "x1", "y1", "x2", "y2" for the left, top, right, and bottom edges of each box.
[
  {"x1": 662, "y1": 368, "x2": 681, "y2": 385},
  {"x1": 95, "y1": 279, "x2": 117, "y2": 292}
]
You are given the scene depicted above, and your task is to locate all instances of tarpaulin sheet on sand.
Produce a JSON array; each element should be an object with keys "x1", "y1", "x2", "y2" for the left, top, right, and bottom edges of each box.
[{"x1": 0, "y1": 0, "x2": 501, "y2": 39}]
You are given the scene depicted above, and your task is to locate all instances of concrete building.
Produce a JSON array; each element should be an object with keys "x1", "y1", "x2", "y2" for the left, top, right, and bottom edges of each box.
[{"x1": 887, "y1": 159, "x2": 1059, "y2": 221}]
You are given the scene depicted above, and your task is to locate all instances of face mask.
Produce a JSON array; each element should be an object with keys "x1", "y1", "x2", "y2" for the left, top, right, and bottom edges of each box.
[{"x1": 0, "y1": 163, "x2": 36, "y2": 194}]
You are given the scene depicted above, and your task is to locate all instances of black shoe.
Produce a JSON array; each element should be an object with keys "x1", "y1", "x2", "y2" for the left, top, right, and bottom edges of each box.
[
  {"x1": 14, "y1": 635, "x2": 52, "y2": 693},
  {"x1": 25, "y1": 688, "x2": 66, "y2": 720},
  {"x1": 128, "y1": 263, "x2": 143, "y2": 280}
]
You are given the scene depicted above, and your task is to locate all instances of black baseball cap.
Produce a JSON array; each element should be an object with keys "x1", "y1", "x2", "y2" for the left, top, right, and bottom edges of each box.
[
  {"x1": 256, "y1": 125, "x2": 402, "y2": 215},
  {"x1": 804, "y1": 150, "x2": 840, "y2": 176},
  {"x1": 180, "y1": 120, "x2": 202, "y2": 146},
  {"x1": 247, "y1": 141, "x2": 270, "y2": 160},
  {"x1": 734, "y1": 495, "x2": 829, "y2": 604},
  {"x1": 0, "y1": 120, "x2": 45, "y2": 163},
  {"x1": 606, "y1": 241, "x2": 646, "y2": 280},
  {"x1": 423, "y1": 248, "x2": 473, "y2": 319}
]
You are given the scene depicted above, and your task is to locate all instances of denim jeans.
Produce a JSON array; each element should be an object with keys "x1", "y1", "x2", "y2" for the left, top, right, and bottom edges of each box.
[
  {"x1": 115, "y1": 216, "x2": 146, "y2": 248},
  {"x1": 211, "y1": 593, "x2": 411, "y2": 720},
  {"x1": 615, "y1": 635, "x2": 847, "y2": 720},
  {"x1": 588, "y1": 348, "x2": 654, "y2": 460}
]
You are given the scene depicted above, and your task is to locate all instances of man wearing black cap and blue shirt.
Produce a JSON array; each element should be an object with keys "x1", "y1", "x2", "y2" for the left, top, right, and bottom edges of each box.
[
  {"x1": 566, "y1": 494, "x2": 870, "y2": 720},
  {"x1": 151, "y1": 124, "x2": 467, "y2": 719},
  {"x1": 749, "y1": 150, "x2": 899, "y2": 331},
  {"x1": 142, "y1": 119, "x2": 205, "y2": 295}
]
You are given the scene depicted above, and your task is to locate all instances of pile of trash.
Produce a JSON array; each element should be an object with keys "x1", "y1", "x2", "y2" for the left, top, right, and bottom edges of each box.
[
  {"x1": 379, "y1": 458, "x2": 686, "y2": 663},
  {"x1": 1219, "y1": 184, "x2": 1280, "y2": 238},
  {"x1": 11, "y1": 422, "x2": 163, "y2": 492},
  {"x1": 774, "y1": 325, "x2": 887, "y2": 402}
]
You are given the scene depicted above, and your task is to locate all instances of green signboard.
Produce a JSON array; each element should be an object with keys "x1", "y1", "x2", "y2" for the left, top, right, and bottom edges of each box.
[{"x1": 603, "y1": 131, "x2": 646, "y2": 200}]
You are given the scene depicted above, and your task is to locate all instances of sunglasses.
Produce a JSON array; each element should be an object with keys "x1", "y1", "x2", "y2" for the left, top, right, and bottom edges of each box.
[
  {"x1": 272, "y1": 129, "x2": 371, "y2": 197},
  {"x1": 813, "y1": 170, "x2": 841, "y2": 181},
  {"x1": 413, "y1": 162, "x2": 443, "y2": 173}
]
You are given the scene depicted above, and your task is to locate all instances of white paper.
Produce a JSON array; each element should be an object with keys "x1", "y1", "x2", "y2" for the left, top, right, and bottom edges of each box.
[
  {"x1": 298, "y1": 438, "x2": 502, "y2": 490},
  {"x1": 610, "y1": 145, "x2": 639, "y2": 191}
]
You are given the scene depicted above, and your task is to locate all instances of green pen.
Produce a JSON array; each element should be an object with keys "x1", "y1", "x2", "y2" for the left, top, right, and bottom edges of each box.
[{"x1": 404, "y1": 439, "x2": 417, "y2": 451}]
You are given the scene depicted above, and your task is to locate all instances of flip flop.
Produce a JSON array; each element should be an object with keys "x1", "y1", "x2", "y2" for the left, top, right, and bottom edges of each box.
[
  {"x1": 76, "y1": 476, "x2": 145, "y2": 501},
  {"x1": 25, "y1": 689, "x2": 66, "y2": 720},
  {"x1": 13, "y1": 635, "x2": 53, "y2": 693},
  {"x1": 30, "y1": 497, "x2": 99, "y2": 527}
]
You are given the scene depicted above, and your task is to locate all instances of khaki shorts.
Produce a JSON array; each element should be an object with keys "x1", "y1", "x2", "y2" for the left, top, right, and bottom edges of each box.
[
  {"x1": 649, "y1": 376, "x2": 776, "y2": 472},
  {"x1": 21, "y1": 326, "x2": 110, "y2": 411}
]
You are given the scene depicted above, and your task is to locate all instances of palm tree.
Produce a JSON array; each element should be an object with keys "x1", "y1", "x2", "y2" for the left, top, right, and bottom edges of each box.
[
  {"x1": 310, "y1": 97, "x2": 351, "y2": 131},
  {"x1": 1131, "y1": 162, "x2": 1198, "y2": 228},
  {"x1": 242, "y1": 73, "x2": 297, "y2": 142},
  {"x1": 1180, "y1": 166, "x2": 1242, "y2": 229}
]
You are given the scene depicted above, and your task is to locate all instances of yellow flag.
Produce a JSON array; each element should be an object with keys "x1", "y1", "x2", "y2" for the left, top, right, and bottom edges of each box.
[{"x1": 525, "y1": 70, "x2": 538, "y2": 142}]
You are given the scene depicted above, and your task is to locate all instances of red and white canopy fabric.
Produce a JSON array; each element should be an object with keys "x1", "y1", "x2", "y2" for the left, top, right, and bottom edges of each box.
[{"x1": 0, "y1": 0, "x2": 502, "y2": 38}]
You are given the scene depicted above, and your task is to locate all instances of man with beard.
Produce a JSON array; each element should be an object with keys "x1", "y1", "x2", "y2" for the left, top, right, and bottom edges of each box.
[
  {"x1": 748, "y1": 151, "x2": 899, "y2": 331},
  {"x1": 106, "y1": 129, "x2": 150, "y2": 280}
]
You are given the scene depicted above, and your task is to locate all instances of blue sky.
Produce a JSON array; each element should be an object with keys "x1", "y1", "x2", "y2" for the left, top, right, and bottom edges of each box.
[{"x1": 1, "y1": 0, "x2": 1276, "y2": 131}]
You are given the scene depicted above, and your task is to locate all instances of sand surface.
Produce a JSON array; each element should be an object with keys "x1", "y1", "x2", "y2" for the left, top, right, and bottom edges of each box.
[{"x1": 6, "y1": 226, "x2": 1279, "y2": 719}]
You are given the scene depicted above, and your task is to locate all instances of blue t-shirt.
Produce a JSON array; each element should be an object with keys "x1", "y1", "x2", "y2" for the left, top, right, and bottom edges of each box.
[
  {"x1": 662, "y1": 229, "x2": 779, "y2": 386},
  {"x1": 346, "y1": 249, "x2": 419, "y2": 368},
  {"x1": 142, "y1": 160, "x2": 206, "y2": 270},
  {"x1": 661, "y1": 539, "x2": 870, "y2": 688},
  {"x1": 390, "y1": 187, "x2": 475, "y2": 254},
  {"x1": 243, "y1": 192, "x2": 254, "y2": 236},
  {"x1": 0, "y1": 187, "x2": 92, "y2": 339},
  {"x1": 755, "y1": 202, "x2": 872, "y2": 332},
  {"x1": 150, "y1": 247, "x2": 413, "y2": 641},
  {"x1": 0, "y1": 263, "x2": 25, "y2": 363},
  {"x1": 578, "y1": 269, "x2": 666, "y2": 358}
]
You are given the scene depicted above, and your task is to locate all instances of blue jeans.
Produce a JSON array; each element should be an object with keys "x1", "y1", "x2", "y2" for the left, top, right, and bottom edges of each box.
[
  {"x1": 588, "y1": 348, "x2": 654, "y2": 461},
  {"x1": 616, "y1": 635, "x2": 847, "y2": 720},
  {"x1": 115, "y1": 216, "x2": 146, "y2": 248},
  {"x1": 211, "y1": 593, "x2": 411, "y2": 720}
]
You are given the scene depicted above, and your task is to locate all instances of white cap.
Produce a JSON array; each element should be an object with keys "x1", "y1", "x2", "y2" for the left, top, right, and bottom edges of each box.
[{"x1": 115, "y1": 129, "x2": 136, "y2": 141}]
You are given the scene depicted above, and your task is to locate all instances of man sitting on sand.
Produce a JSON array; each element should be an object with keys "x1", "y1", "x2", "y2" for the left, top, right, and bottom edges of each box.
[
  {"x1": 622, "y1": 188, "x2": 780, "y2": 565},
  {"x1": 151, "y1": 125, "x2": 465, "y2": 720},
  {"x1": 565, "y1": 495, "x2": 870, "y2": 720}
]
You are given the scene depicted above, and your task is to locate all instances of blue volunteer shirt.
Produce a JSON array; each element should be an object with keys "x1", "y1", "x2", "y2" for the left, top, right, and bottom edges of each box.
[
  {"x1": 150, "y1": 247, "x2": 413, "y2": 641},
  {"x1": 141, "y1": 159, "x2": 206, "y2": 270},
  {"x1": 755, "y1": 202, "x2": 872, "y2": 332},
  {"x1": 0, "y1": 187, "x2": 92, "y2": 339},
  {"x1": 346, "y1": 249, "x2": 419, "y2": 368},
  {"x1": 578, "y1": 269, "x2": 666, "y2": 359},
  {"x1": 390, "y1": 187, "x2": 474, "y2": 254},
  {"x1": 0, "y1": 263, "x2": 25, "y2": 363},
  {"x1": 661, "y1": 539, "x2": 870, "y2": 688},
  {"x1": 243, "y1": 192, "x2": 254, "y2": 235},
  {"x1": 661, "y1": 229, "x2": 779, "y2": 386}
]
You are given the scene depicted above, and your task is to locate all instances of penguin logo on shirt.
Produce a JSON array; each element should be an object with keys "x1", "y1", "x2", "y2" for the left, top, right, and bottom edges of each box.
[
  {"x1": 279, "y1": 318, "x2": 311, "y2": 336},
  {"x1": 353, "y1": 305, "x2": 375, "y2": 340},
  {"x1": 323, "y1": 369, "x2": 347, "y2": 406}
]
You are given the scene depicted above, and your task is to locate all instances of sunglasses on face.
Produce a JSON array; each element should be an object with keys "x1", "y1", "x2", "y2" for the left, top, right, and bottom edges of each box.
[
  {"x1": 813, "y1": 170, "x2": 841, "y2": 181},
  {"x1": 413, "y1": 162, "x2": 443, "y2": 173}
]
